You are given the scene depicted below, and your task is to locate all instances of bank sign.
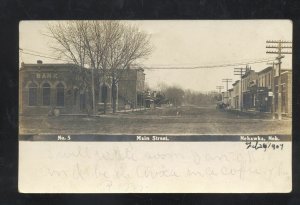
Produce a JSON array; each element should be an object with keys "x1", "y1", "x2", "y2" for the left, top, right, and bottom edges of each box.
[{"x1": 34, "y1": 73, "x2": 59, "y2": 79}]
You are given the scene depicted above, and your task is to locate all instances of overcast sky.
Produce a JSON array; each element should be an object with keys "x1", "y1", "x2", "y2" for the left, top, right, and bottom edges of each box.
[{"x1": 19, "y1": 20, "x2": 292, "y2": 92}]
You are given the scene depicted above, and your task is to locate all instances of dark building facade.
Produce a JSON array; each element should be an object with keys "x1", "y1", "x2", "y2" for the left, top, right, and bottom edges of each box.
[
  {"x1": 19, "y1": 62, "x2": 93, "y2": 115},
  {"x1": 252, "y1": 67, "x2": 292, "y2": 116},
  {"x1": 274, "y1": 69, "x2": 292, "y2": 116},
  {"x1": 117, "y1": 67, "x2": 145, "y2": 109},
  {"x1": 230, "y1": 66, "x2": 292, "y2": 116},
  {"x1": 256, "y1": 66, "x2": 273, "y2": 112},
  {"x1": 19, "y1": 62, "x2": 145, "y2": 115}
]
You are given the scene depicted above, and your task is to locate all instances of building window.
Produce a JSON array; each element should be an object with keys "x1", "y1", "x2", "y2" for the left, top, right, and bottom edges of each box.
[
  {"x1": 56, "y1": 83, "x2": 65, "y2": 106},
  {"x1": 42, "y1": 83, "x2": 51, "y2": 106},
  {"x1": 28, "y1": 82, "x2": 38, "y2": 106}
]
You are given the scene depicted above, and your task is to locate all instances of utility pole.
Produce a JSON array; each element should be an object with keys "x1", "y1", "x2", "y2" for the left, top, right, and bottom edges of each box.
[
  {"x1": 222, "y1": 78, "x2": 232, "y2": 104},
  {"x1": 216, "y1": 86, "x2": 224, "y2": 102},
  {"x1": 267, "y1": 61, "x2": 277, "y2": 120},
  {"x1": 216, "y1": 86, "x2": 224, "y2": 93},
  {"x1": 266, "y1": 40, "x2": 292, "y2": 120},
  {"x1": 91, "y1": 66, "x2": 96, "y2": 116},
  {"x1": 234, "y1": 67, "x2": 247, "y2": 111}
]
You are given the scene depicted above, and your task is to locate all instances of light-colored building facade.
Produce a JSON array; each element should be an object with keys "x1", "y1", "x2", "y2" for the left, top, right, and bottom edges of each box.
[
  {"x1": 221, "y1": 91, "x2": 229, "y2": 105},
  {"x1": 241, "y1": 69, "x2": 258, "y2": 110},
  {"x1": 228, "y1": 88, "x2": 234, "y2": 109},
  {"x1": 232, "y1": 80, "x2": 240, "y2": 110}
]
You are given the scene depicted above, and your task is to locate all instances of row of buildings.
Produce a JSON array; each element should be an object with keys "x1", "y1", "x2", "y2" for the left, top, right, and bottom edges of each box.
[
  {"x1": 221, "y1": 66, "x2": 292, "y2": 117},
  {"x1": 19, "y1": 61, "x2": 147, "y2": 115}
]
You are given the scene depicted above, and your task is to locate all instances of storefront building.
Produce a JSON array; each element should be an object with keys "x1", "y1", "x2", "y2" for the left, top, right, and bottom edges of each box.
[
  {"x1": 241, "y1": 69, "x2": 258, "y2": 110},
  {"x1": 19, "y1": 61, "x2": 145, "y2": 115},
  {"x1": 117, "y1": 67, "x2": 145, "y2": 109},
  {"x1": 256, "y1": 66, "x2": 273, "y2": 112},
  {"x1": 228, "y1": 88, "x2": 234, "y2": 109},
  {"x1": 232, "y1": 80, "x2": 240, "y2": 110},
  {"x1": 19, "y1": 62, "x2": 94, "y2": 115},
  {"x1": 274, "y1": 69, "x2": 292, "y2": 116},
  {"x1": 238, "y1": 66, "x2": 292, "y2": 116}
]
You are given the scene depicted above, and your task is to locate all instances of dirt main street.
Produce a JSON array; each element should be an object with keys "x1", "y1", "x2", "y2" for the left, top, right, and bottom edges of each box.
[{"x1": 19, "y1": 105, "x2": 292, "y2": 135}]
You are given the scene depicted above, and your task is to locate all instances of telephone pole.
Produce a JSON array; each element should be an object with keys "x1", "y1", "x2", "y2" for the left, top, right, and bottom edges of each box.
[
  {"x1": 216, "y1": 86, "x2": 224, "y2": 102},
  {"x1": 267, "y1": 61, "x2": 278, "y2": 120},
  {"x1": 216, "y1": 86, "x2": 224, "y2": 93},
  {"x1": 234, "y1": 66, "x2": 247, "y2": 111},
  {"x1": 222, "y1": 78, "x2": 232, "y2": 104},
  {"x1": 91, "y1": 67, "x2": 96, "y2": 115},
  {"x1": 266, "y1": 40, "x2": 292, "y2": 120}
]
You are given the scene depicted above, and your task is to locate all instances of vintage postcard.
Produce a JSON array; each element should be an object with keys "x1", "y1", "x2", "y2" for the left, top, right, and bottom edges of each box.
[{"x1": 19, "y1": 20, "x2": 292, "y2": 193}]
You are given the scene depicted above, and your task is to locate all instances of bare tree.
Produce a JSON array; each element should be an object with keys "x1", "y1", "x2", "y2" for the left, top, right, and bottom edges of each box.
[
  {"x1": 46, "y1": 20, "x2": 152, "y2": 114},
  {"x1": 162, "y1": 86, "x2": 185, "y2": 107},
  {"x1": 103, "y1": 21, "x2": 152, "y2": 113},
  {"x1": 78, "y1": 21, "x2": 111, "y2": 113},
  {"x1": 47, "y1": 21, "x2": 96, "y2": 115}
]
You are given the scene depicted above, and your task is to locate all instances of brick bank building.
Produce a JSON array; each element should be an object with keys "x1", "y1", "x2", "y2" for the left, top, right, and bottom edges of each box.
[{"x1": 19, "y1": 61, "x2": 145, "y2": 115}]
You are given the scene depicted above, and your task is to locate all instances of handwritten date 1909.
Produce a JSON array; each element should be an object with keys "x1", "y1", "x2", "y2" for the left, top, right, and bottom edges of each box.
[{"x1": 245, "y1": 141, "x2": 283, "y2": 152}]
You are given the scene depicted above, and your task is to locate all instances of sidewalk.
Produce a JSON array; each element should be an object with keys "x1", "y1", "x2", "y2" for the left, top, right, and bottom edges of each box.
[
  {"x1": 228, "y1": 109, "x2": 291, "y2": 120},
  {"x1": 117, "y1": 107, "x2": 150, "y2": 113},
  {"x1": 59, "y1": 107, "x2": 150, "y2": 117},
  {"x1": 228, "y1": 108, "x2": 272, "y2": 118},
  {"x1": 92, "y1": 107, "x2": 150, "y2": 117}
]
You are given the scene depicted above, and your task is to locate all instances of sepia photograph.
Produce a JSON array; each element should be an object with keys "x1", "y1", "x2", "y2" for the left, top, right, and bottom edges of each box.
[
  {"x1": 18, "y1": 20, "x2": 292, "y2": 193},
  {"x1": 19, "y1": 20, "x2": 292, "y2": 135}
]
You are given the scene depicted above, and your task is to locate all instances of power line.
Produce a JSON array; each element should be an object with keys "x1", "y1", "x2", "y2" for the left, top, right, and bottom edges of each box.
[
  {"x1": 19, "y1": 47, "x2": 277, "y2": 70},
  {"x1": 20, "y1": 48, "x2": 72, "y2": 62},
  {"x1": 233, "y1": 66, "x2": 248, "y2": 111},
  {"x1": 20, "y1": 50, "x2": 72, "y2": 63},
  {"x1": 222, "y1": 78, "x2": 232, "y2": 100},
  {"x1": 143, "y1": 58, "x2": 276, "y2": 70},
  {"x1": 20, "y1": 48, "x2": 55, "y2": 56},
  {"x1": 216, "y1": 86, "x2": 224, "y2": 93},
  {"x1": 145, "y1": 57, "x2": 274, "y2": 67}
]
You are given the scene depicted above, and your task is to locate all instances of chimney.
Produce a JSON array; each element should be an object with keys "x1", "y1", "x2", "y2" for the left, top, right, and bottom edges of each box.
[{"x1": 37, "y1": 60, "x2": 43, "y2": 64}]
